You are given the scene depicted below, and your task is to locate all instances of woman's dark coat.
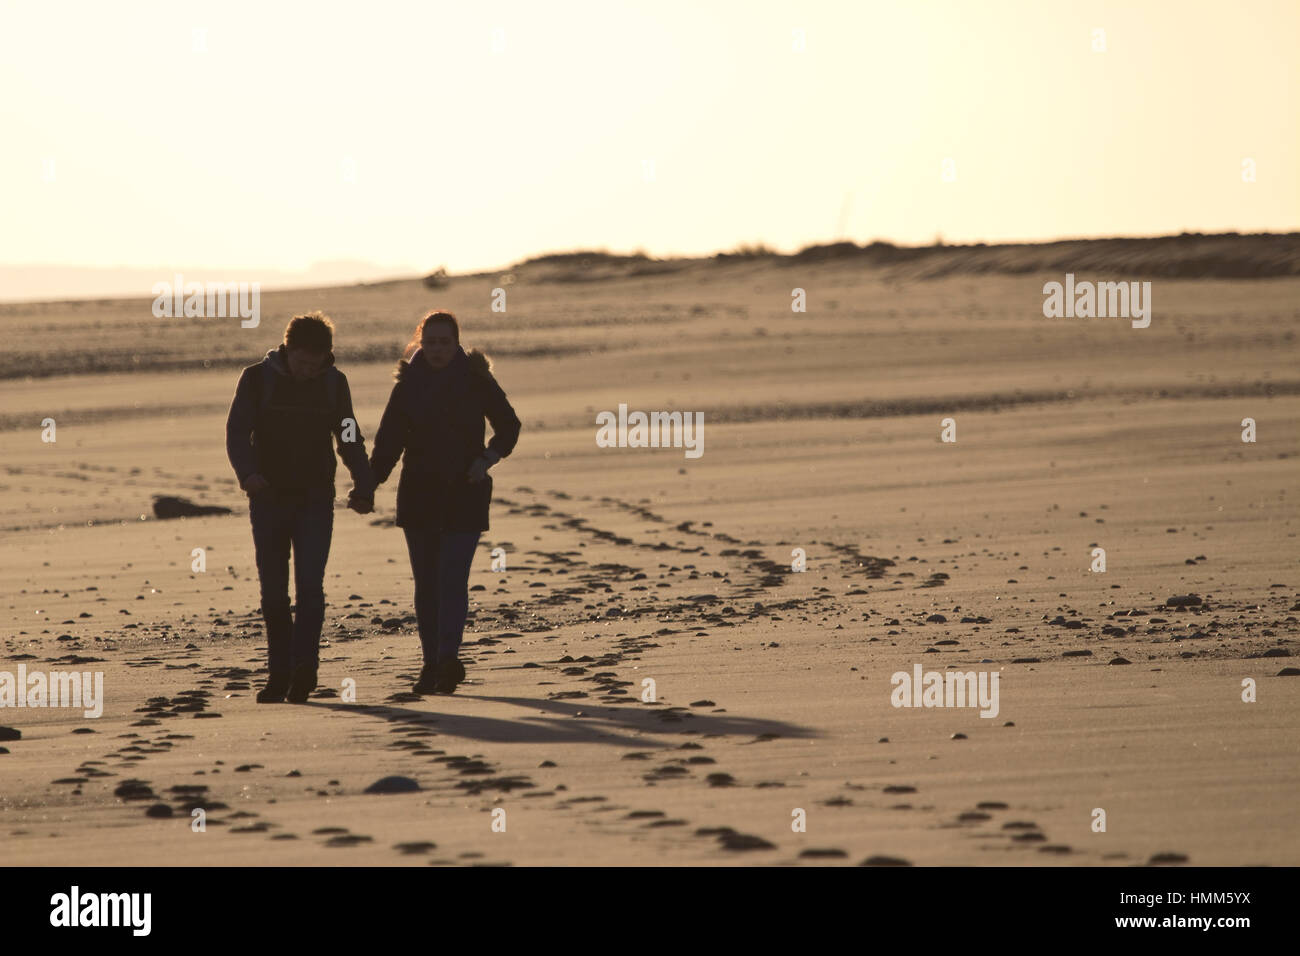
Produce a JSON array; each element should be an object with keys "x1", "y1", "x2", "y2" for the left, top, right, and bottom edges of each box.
[{"x1": 369, "y1": 345, "x2": 521, "y2": 531}]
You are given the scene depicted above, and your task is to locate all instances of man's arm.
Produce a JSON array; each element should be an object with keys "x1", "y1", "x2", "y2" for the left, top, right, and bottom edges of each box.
[
  {"x1": 332, "y1": 372, "x2": 376, "y2": 502},
  {"x1": 225, "y1": 367, "x2": 261, "y2": 487}
]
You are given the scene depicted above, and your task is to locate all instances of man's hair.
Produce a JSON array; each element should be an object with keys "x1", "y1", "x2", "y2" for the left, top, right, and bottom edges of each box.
[{"x1": 284, "y1": 312, "x2": 334, "y2": 352}]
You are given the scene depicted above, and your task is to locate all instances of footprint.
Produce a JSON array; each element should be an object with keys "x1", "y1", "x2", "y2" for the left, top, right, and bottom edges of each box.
[
  {"x1": 231, "y1": 822, "x2": 273, "y2": 833},
  {"x1": 718, "y1": 832, "x2": 776, "y2": 851},
  {"x1": 1148, "y1": 852, "x2": 1189, "y2": 865},
  {"x1": 393, "y1": 841, "x2": 438, "y2": 855},
  {"x1": 325, "y1": 834, "x2": 373, "y2": 847}
]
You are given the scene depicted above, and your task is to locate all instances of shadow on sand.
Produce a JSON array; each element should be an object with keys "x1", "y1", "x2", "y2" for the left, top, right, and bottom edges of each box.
[{"x1": 309, "y1": 691, "x2": 819, "y2": 749}]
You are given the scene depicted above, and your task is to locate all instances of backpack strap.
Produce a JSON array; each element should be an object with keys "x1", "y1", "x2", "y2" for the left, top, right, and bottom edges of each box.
[{"x1": 258, "y1": 360, "x2": 277, "y2": 415}]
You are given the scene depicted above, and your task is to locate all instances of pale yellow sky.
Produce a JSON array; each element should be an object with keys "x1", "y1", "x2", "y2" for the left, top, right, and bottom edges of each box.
[{"x1": 2, "y1": 0, "x2": 1296, "y2": 286}]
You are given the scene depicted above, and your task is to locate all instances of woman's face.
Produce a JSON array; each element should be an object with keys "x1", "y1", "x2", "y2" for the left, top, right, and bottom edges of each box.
[{"x1": 421, "y1": 326, "x2": 457, "y2": 369}]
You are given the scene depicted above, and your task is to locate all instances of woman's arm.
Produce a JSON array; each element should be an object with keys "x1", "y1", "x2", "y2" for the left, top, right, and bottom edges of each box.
[
  {"x1": 368, "y1": 382, "x2": 409, "y2": 484},
  {"x1": 481, "y1": 374, "x2": 521, "y2": 463}
]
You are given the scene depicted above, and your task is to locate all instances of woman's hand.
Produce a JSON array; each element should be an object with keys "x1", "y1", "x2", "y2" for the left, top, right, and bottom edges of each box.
[{"x1": 466, "y1": 456, "x2": 493, "y2": 483}]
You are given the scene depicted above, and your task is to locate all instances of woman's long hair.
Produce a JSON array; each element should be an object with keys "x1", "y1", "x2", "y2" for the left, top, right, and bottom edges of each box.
[{"x1": 402, "y1": 310, "x2": 461, "y2": 362}]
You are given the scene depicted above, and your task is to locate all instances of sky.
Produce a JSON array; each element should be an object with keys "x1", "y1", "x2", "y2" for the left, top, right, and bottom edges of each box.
[{"x1": 1, "y1": 0, "x2": 1296, "y2": 298}]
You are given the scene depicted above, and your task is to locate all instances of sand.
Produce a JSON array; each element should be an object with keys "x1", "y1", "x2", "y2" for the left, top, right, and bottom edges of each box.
[{"x1": 1, "y1": 257, "x2": 1297, "y2": 865}]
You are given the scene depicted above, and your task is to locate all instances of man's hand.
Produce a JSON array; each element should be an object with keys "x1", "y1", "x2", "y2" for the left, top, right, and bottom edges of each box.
[
  {"x1": 242, "y1": 474, "x2": 270, "y2": 497},
  {"x1": 467, "y1": 456, "x2": 493, "y2": 484},
  {"x1": 347, "y1": 495, "x2": 374, "y2": 515}
]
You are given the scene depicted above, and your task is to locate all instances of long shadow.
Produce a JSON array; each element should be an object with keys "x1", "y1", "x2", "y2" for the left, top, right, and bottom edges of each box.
[{"x1": 310, "y1": 692, "x2": 818, "y2": 749}]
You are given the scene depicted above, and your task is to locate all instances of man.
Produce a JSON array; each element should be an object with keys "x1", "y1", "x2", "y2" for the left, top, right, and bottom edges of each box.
[{"x1": 225, "y1": 312, "x2": 375, "y2": 703}]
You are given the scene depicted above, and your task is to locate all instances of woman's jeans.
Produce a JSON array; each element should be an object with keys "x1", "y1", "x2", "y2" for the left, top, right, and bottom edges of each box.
[
  {"x1": 249, "y1": 487, "x2": 334, "y2": 677},
  {"x1": 402, "y1": 527, "x2": 481, "y2": 665}
]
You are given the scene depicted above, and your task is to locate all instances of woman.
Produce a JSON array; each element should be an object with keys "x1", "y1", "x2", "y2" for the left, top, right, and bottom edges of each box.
[{"x1": 370, "y1": 311, "x2": 521, "y2": 694}]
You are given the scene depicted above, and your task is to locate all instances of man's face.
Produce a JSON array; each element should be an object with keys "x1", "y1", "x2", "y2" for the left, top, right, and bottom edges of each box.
[
  {"x1": 286, "y1": 346, "x2": 328, "y2": 381},
  {"x1": 421, "y1": 327, "x2": 457, "y2": 369}
]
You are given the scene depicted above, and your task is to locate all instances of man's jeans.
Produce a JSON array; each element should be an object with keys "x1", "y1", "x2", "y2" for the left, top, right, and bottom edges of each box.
[
  {"x1": 249, "y1": 487, "x2": 334, "y2": 675},
  {"x1": 402, "y1": 527, "x2": 481, "y2": 665}
]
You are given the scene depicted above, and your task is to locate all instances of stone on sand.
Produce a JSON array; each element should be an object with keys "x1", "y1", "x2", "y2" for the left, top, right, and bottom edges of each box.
[
  {"x1": 364, "y1": 775, "x2": 421, "y2": 794},
  {"x1": 151, "y1": 495, "x2": 233, "y2": 519}
]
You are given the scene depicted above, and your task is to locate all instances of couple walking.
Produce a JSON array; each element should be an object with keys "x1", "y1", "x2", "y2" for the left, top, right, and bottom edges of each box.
[{"x1": 225, "y1": 310, "x2": 521, "y2": 704}]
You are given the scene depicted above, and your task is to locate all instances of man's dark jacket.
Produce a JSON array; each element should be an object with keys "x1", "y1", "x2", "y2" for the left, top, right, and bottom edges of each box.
[
  {"x1": 225, "y1": 345, "x2": 375, "y2": 498},
  {"x1": 369, "y1": 346, "x2": 521, "y2": 531}
]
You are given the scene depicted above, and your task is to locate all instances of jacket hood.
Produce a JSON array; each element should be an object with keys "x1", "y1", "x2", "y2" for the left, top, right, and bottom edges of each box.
[
  {"x1": 265, "y1": 344, "x2": 336, "y2": 377},
  {"x1": 395, "y1": 345, "x2": 493, "y2": 382}
]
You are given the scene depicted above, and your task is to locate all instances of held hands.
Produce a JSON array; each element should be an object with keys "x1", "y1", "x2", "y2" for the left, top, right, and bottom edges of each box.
[{"x1": 242, "y1": 474, "x2": 374, "y2": 512}]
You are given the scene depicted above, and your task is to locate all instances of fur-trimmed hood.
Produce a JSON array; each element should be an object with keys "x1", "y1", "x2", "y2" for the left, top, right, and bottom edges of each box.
[{"x1": 394, "y1": 345, "x2": 493, "y2": 382}]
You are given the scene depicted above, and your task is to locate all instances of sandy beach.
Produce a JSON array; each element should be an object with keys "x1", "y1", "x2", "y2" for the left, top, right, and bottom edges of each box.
[{"x1": 1, "y1": 254, "x2": 1297, "y2": 865}]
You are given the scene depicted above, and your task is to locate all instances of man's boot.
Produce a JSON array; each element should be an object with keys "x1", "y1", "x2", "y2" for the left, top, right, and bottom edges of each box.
[{"x1": 258, "y1": 602, "x2": 292, "y2": 703}]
